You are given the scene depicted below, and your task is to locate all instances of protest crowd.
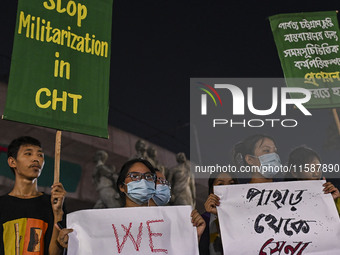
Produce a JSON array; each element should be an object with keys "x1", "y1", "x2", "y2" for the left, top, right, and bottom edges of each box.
[
  {"x1": 2, "y1": 1, "x2": 340, "y2": 254},
  {"x1": 1, "y1": 134, "x2": 339, "y2": 255}
]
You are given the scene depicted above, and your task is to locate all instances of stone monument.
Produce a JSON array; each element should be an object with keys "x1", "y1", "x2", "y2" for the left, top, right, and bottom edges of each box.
[
  {"x1": 166, "y1": 152, "x2": 196, "y2": 207},
  {"x1": 92, "y1": 150, "x2": 121, "y2": 208}
]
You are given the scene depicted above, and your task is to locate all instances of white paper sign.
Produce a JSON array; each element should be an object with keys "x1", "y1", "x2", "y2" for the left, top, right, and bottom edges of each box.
[
  {"x1": 66, "y1": 205, "x2": 199, "y2": 255},
  {"x1": 215, "y1": 180, "x2": 340, "y2": 255}
]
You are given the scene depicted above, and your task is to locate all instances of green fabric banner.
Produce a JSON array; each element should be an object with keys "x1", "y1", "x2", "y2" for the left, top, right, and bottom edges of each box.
[
  {"x1": 3, "y1": 0, "x2": 113, "y2": 138},
  {"x1": 270, "y1": 11, "x2": 340, "y2": 109}
]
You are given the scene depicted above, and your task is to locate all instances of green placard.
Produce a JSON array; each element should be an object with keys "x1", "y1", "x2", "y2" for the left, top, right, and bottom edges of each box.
[
  {"x1": 270, "y1": 11, "x2": 340, "y2": 109},
  {"x1": 3, "y1": 0, "x2": 113, "y2": 138}
]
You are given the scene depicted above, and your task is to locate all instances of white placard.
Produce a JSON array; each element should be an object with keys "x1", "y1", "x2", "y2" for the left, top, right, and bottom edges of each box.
[
  {"x1": 66, "y1": 205, "x2": 199, "y2": 255},
  {"x1": 215, "y1": 180, "x2": 340, "y2": 255}
]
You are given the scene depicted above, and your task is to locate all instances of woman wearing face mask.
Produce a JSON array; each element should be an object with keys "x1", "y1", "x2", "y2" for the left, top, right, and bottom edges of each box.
[
  {"x1": 56, "y1": 158, "x2": 156, "y2": 250},
  {"x1": 285, "y1": 146, "x2": 340, "y2": 208},
  {"x1": 150, "y1": 168, "x2": 171, "y2": 206},
  {"x1": 116, "y1": 158, "x2": 206, "y2": 241},
  {"x1": 57, "y1": 158, "x2": 205, "y2": 250},
  {"x1": 199, "y1": 172, "x2": 238, "y2": 255},
  {"x1": 117, "y1": 158, "x2": 157, "y2": 207},
  {"x1": 233, "y1": 134, "x2": 281, "y2": 183},
  {"x1": 56, "y1": 158, "x2": 157, "y2": 250}
]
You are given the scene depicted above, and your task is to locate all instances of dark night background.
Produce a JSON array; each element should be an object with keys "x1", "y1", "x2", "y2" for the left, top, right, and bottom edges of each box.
[{"x1": 1, "y1": 0, "x2": 340, "y2": 159}]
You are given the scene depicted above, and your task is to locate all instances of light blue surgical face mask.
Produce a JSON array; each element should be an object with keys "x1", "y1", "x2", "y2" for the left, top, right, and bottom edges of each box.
[
  {"x1": 254, "y1": 153, "x2": 281, "y2": 179},
  {"x1": 152, "y1": 185, "x2": 171, "y2": 206},
  {"x1": 125, "y1": 179, "x2": 156, "y2": 205}
]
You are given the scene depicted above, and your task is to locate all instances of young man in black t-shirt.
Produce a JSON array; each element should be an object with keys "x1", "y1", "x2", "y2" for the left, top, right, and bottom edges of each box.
[{"x1": 0, "y1": 136, "x2": 66, "y2": 255}]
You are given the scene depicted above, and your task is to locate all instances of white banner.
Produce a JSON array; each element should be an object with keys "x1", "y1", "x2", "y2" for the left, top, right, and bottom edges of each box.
[
  {"x1": 215, "y1": 180, "x2": 340, "y2": 255},
  {"x1": 66, "y1": 205, "x2": 199, "y2": 255}
]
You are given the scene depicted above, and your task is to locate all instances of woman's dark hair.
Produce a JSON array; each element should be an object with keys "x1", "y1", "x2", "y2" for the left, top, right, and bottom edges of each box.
[
  {"x1": 208, "y1": 172, "x2": 239, "y2": 194},
  {"x1": 232, "y1": 134, "x2": 275, "y2": 168},
  {"x1": 285, "y1": 146, "x2": 321, "y2": 180},
  {"x1": 116, "y1": 158, "x2": 156, "y2": 203}
]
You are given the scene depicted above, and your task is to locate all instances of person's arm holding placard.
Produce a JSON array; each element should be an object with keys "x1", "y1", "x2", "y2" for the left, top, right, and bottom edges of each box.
[
  {"x1": 49, "y1": 182, "x2": 67, "y2": 255},
  {"x1": 191, "y1": 209, "x2": 206, "y2": 242}
]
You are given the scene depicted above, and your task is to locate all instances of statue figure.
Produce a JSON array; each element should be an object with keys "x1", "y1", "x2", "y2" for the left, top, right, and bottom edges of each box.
[
  {"x1": 147, "y1": 146, "x2": 165, "y2": 175},
  {"x1": 130, "y1": 139, "x2": 148, "y2": 159},
  {"x1": 92, "y1": 150, "x2": 121, "y2": 208},
  {"x1": 166, "y1": 152, "x2": 196, "y2": 207}
]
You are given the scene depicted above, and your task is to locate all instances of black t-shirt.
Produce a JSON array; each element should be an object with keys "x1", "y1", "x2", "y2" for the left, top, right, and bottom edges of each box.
[{"x1": 0, "y1": 193, "x2": 56, "y2": 255}]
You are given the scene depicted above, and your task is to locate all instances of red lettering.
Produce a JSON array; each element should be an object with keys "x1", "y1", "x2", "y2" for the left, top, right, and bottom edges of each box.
[
  {"x1": 259, "y1": 238, "x2": 285, "y2": 255},
  {"x1": 259, "y1": 238, "x2": 311, "y2": 255},
  {"x1": 284, "y1": 241, "x2": 310, "y2": 255},
  {"x1": 146, "y1": 220, "x2": 168, "y2": 254},
  {"x1": 112, "y1": 222, "x2": 143, "y2": 253}
]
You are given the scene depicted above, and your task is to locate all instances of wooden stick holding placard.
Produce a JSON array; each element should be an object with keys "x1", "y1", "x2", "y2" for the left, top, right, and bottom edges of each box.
[
  {"x1": 54, "y1": 130, "x2": 62, "y2": 184},
  {"x1": 332, "y1": 109, "x2": 340, "y2": 135}
]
